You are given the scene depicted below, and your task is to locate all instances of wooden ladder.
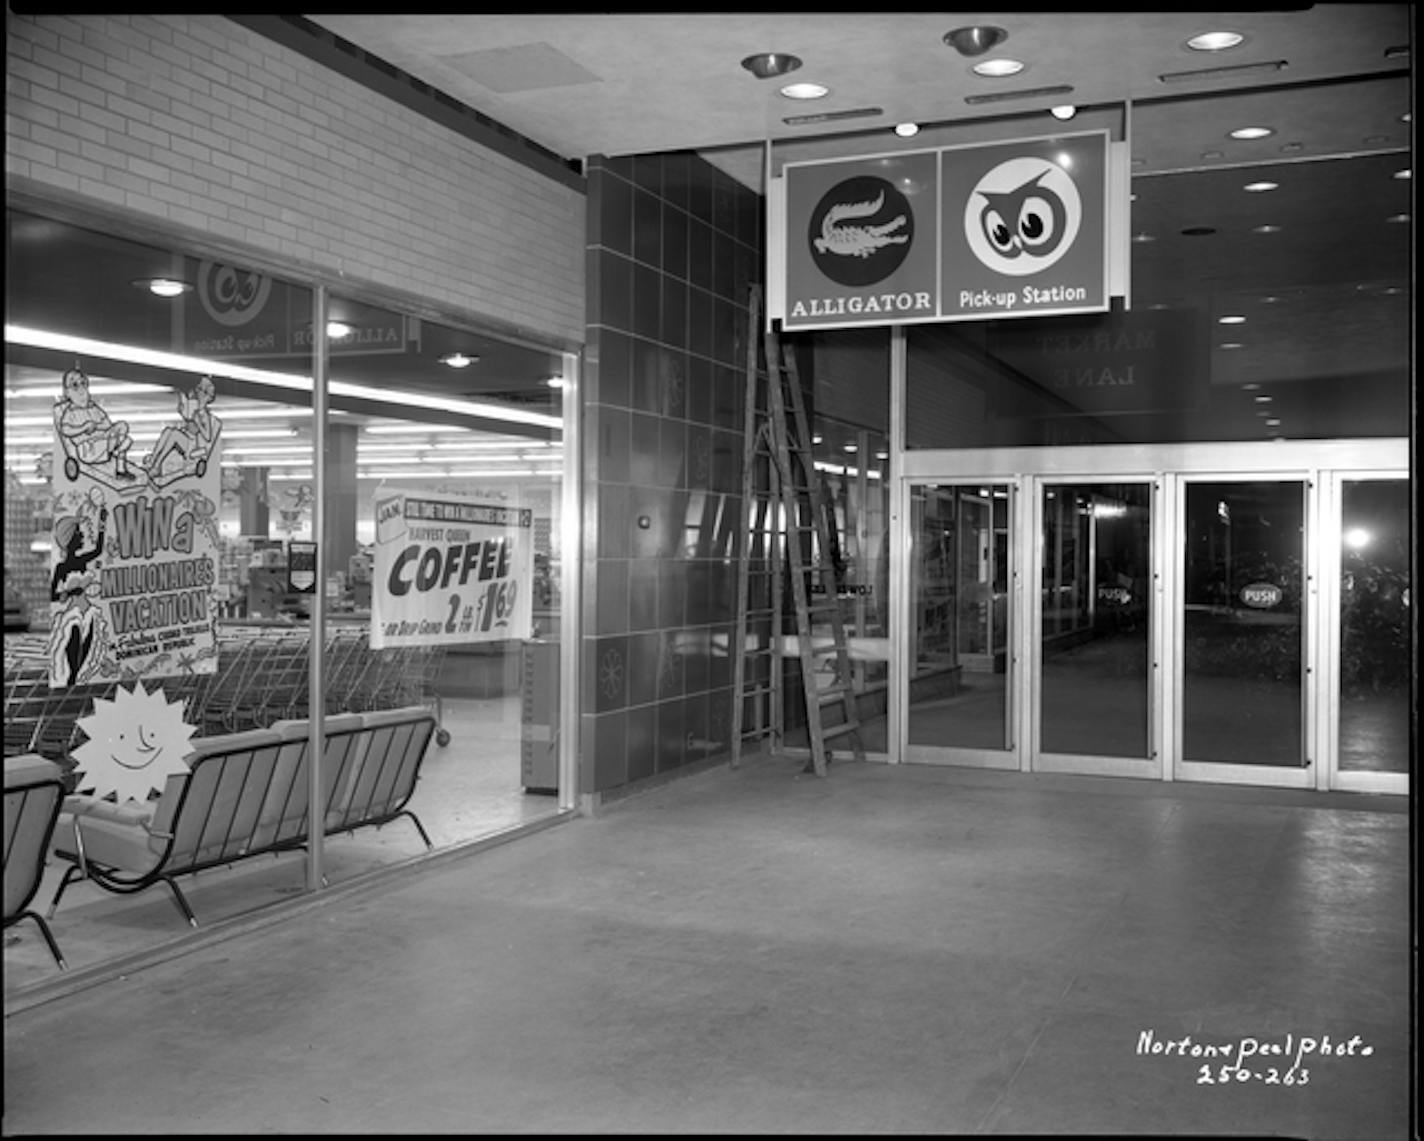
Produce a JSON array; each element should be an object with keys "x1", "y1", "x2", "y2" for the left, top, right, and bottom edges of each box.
[{"x1": 731, "y1": 284, "x2": 865, "y2": 776}]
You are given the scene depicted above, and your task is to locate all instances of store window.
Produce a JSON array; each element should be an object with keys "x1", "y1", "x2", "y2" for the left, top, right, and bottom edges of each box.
[{"x1": 4, "y1": 209, "x2": 568, "y2": 984}]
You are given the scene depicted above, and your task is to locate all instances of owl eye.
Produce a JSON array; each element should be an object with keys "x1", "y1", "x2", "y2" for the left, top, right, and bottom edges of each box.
[
  {"x1": 1017, "y1": 196, "x2": 1057, "y2": 248},
  {"x1": 983, "y1": 209, "x2": 1017, "y2": 254}
]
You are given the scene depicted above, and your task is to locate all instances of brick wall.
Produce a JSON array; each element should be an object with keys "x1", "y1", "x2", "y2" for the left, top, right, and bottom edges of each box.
[{"x1": 5, "y1": 13, "x2": 585, "y2": 345}]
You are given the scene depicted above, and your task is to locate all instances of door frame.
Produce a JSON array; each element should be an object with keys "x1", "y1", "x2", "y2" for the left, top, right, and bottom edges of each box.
[{"x1": 894, "y1": 438, "x2": 1409, "y2": 792}]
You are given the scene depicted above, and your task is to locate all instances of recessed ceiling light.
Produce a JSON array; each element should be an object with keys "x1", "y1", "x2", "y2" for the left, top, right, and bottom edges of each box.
[
  {"x1": 1392, "y1": 168, "x2": 1411, "y2": 180},
  {"x1": 1253, "y1": 224, "x2": 1282, "y2": 234},
  {"x1": 545, "y1": 376, "x2": 565, "y2": 388},
  {"x1": 1219, "y1": 342, "x2": 1243, "y2": 350},
  {"x1": 440, "y1": 352, "x2": 478, "y2": 368},
  {"x1": 1244, "y1": 180, "x2": 1278, "y2": 192},
  {"x1": 1242, "y1": 383, "x2": 1261, "y2": 390},
  {"x1": 326, "y1": 322, "x2": 352, "y2": 338},
  {"x1": 740, "y1": 52, "x2": 802, "y2": 80},
  {"x1": 132, "y1": 277, "x2": 193, "y2": 297},
  {"x1": 1131, "y1": 232, "x2": 1155, "y2": 243},
  {"x1": 972, "y1": 58, "x2": 1025, "y2": 78},
  {"x1": 1386, "y1": 213, "x2": 1411, "y2": 223},
  {"x1": 1218, "y1": 315, "x2": 1246, "y2": 324},
  {"x1": 1049, "y1": 104, "x2": 1077, "y2": 120},
  {"x1": 1187, "y1": 30, "x2": 1245, "y2": 51},
  {"x1": 780, "y1": 81, "x2": 829, "y2": 100},
  {"x1": 894, "y1": 122, "x2": 920, "y2": 138},
  {"x1": 1254, "y1": 394, "x2": 1273, "y2": 403},
  {"x1": 1229, "y1": 126, "x2": 1275, "y2": 140},
  {"x1": 943, "y1": 25, "x2": 1008, "y2": 57}
]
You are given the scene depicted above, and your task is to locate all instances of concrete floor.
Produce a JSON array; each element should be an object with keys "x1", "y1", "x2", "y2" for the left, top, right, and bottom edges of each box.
[{"x1": 2, "y1": 753, "x2": 1410, "y2": 1137}]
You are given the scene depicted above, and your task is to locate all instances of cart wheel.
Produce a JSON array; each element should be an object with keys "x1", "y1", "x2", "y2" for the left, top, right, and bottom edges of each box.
[
  {"x1": 436, "y1": 728, "x2": 451, "y2": 747},
  {"x1": 64, "y1": 456, "x2": 79, "y2": 481}
]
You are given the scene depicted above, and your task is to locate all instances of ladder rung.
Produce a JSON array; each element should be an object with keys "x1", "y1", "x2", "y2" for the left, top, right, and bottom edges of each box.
[{"x1": 821, "y1": 720, "x2": 862, "y2": 740}]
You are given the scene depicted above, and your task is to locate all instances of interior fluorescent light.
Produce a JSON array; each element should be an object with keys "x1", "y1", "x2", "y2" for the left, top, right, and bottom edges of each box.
[
  {"x1": 1229, "y1": 125, "x2": 1275, "y2": 140},
  {"x1": 894, "y1": 122, "x2": 920, "y2": 138},
  {"x1": 4, "y1": 325, "x2": 560, "y2": 430}
]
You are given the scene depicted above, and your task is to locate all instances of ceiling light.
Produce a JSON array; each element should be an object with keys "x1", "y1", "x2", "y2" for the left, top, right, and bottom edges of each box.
[
  {"x1": 972, "y1": 58, "x2": 1025, "y2": 78},
  {"x1": 1131, "y1": 232, "x2": 1155, "y2": 244},
  {"x1": 1049, "y1": 104, "x2": 1077, "y2": 121},
  {"x1": 1187, "y1": 31, "x2": 1245, "y2": 51},
  {"x1": 944, "y1": 26, "x2": 1008, "y2": 57},
  {"x1": 1254, "y1": 394, "x2": 1273, "y2": 403},
  {"x1": 780, "y1": 81, "x2": 829, "y2": 100},
  {"x1": 1253, "y1": 224, "x2": 1281, "y2": 234},
  {"x1": 1392, "y1": 168, "x2": 1411, "y2": 180},
  {"x1": 1243, "y1": 181, "x2": 1278, "y2": 193},
  {"x1": 1219, "y1": 342, "x2": 1243, "y2": 350},
  {"x1": 1218, "y1": 315, "x2": 1246, "y2": 324},
  {"x1": 740, "y1": 52, "x2": 802, "y2": 80},
  {"x1": 440, "y1": 352, "x2": 478, "y2": 368},
  {"x1": 545, "y1": 376, "x2": 565, "y2": 388},
  {"x1": 1229, "y1": 126, "x2": 1275, "y2": 140},
  {"x1": 1386, "y1": 213, "x2": 1410, "y2": 223},
  {"x1": 326, "y1": 321, "x2": 352, "y2": 338},
  {"x1": 894, "y1": 122, "x2": 920, "y2": 138},
  {"x1": 132, "y1": 277, "x2": 193, "y2": 297}
]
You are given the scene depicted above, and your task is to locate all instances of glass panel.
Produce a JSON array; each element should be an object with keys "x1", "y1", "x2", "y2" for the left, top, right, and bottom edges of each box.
[
  {"x1": 1339, "y1": 480, "x2": 1410, "y2": 774},
  {"x1": 2, "y1": 211, "x2": 570, "y2": 989},
  {"x1": 1181, "y1": 481, "x2": 1304, "y2": 766},
  {"x1": 903, "y1": 78, "x2": 1409, "y2": 451},
  {"x1": 1040, "y1": 483, "x2": 1151, "y2": 757},
  {"x1": 908, "y1": 483, "x2": 1012, "y2": 751}
]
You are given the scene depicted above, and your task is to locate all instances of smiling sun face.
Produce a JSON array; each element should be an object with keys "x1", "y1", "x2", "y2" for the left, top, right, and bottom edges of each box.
[{"x1": 72, "y1": 682, "x2": 195, "y2": 803}]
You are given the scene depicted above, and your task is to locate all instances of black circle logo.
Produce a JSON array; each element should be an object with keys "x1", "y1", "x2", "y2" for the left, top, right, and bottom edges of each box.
[{"x1": 808, "y1": 175, "x2": 914, "y2": 287}]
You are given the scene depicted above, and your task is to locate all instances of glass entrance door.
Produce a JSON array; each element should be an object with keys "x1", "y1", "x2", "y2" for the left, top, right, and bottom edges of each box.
[
  {"x1": 1034, "y1": 481, "x2": 1156, "y2": 774},
  {"x1": 906, "y1": 482, "x2": 1016, "y2": 766},
  {"x1": 1175, "y1": 478, "x2": 1310, "y2": 784}
]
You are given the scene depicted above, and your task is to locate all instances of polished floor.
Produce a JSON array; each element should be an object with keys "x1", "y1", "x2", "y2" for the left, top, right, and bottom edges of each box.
[{"x1": 3, "y1": 747, "x2": 1410, "y2": 1136}]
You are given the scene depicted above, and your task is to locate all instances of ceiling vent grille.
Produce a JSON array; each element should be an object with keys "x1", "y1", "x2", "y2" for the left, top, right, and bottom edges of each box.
[{"x1": 783, "y1": 106, "x2": 884, "y2": 126}]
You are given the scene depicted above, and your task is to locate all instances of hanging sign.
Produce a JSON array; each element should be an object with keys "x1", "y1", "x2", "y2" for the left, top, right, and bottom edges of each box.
[
  {"x1": 49, "y1": 369, "x2": 222, "y2": 689},
  {"x1": 780, "y1": 131, "x2": 1111, "y2": 331},
  {"x1": 371, "y1": 488, "x2": 534, "y2": 648}
]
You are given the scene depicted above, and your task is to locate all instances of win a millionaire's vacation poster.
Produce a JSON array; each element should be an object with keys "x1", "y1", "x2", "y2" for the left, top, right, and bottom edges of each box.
[
  {"x1": 48, "y1": 368, "x2": 222, "y2": 689},
  {"x1": 371, "y1": 488, "x2": 533, "y2": 649}
]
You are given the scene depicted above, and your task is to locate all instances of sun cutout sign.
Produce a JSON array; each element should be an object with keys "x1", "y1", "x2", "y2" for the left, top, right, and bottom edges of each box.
[{"x1": 72, "y1": 682, "x2": 195, "y2": 803}]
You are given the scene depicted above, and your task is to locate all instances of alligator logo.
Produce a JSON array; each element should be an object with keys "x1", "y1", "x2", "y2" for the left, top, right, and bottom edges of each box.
[
  {"x1": 814, "y1": 191, "x2": 909, "y2": 259},
  {"x1": 808, "y1": 176, "x2": 914, "y2": 287}
]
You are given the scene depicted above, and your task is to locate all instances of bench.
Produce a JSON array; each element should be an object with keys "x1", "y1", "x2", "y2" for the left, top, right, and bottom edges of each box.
[
  {"x1": 47, "y1": 705, "x2": 437, "y2": 928},
  {"x1": 4, "y1": 753, "x2": 69, "y2": 969}
]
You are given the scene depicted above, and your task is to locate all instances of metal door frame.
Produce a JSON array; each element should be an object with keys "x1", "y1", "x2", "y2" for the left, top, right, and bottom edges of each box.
[{"x1": 893, "y1": 438, "x2": 1408, "y2": 793}]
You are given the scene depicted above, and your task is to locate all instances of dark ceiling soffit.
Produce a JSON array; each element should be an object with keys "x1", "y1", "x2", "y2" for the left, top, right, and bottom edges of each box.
[{"x1": 227, "y1": 14, "x2": 587, "y2": 195}]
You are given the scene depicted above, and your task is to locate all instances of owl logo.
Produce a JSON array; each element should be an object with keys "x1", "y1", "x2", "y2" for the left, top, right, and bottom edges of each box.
[{"x1": 964, "y1": 157, "x2": 1082, "y2": 276}]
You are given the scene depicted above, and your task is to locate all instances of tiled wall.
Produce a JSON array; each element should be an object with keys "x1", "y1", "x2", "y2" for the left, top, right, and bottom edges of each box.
[{"x1": 581, "y1": 153, "x2": 763, "y2": 796}]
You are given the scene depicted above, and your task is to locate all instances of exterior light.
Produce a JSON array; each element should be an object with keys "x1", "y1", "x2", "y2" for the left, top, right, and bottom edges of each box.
[
  {"x1": 944, "y1": 26, "x2": 1008, "y2": 57},
  {"x1": 740, "y1": 52, "x2": 802, "y2": 80}
]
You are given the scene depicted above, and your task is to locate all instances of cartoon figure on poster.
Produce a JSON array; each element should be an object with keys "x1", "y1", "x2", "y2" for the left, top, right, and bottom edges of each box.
[
  {"x1": 49, "y1": 368, "x2": 223, "y2": 689},
  {"x1": 144, "y1": 375, "x2": 222, "y2": 488},
  {"x1": 370, "y1": 488, "x2": 534, "y2": 650}
]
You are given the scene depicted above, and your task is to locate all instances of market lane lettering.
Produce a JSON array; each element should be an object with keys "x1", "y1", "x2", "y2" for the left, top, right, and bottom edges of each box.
[
  {"x1": 109, "y1": 495, "x2": 196, "y2": 557},
  {"x1": 387, "y1": 538, "x2": 511, "y2": 596}
]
